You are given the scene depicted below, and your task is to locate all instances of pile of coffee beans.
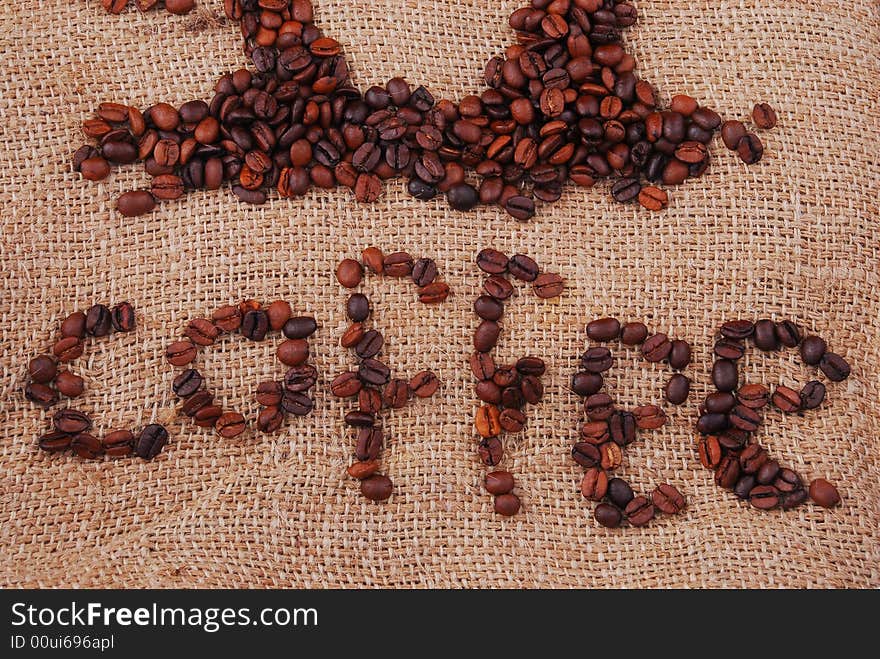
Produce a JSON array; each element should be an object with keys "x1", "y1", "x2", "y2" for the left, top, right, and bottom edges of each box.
[
  {"x1": 697, "y1": 319, "x2": 848, "y2": 510},
  {"x1": 571, "y1": 318, "x2": 689, "y2": 527},
  {"x1": 28, "y1": 302, "x2": 169, "y2": 460},
  {"x1": 331, "y1": 248, "x2": 443, "y2": 501},
  {"x1": 471, "y1": 248, "x2": 563, "y2": 516},
  {"x1": 77, "y1": 0, "x2": 775, "y2": 216},
  {"x1": 100, "y1": 0, "x2": 195, "y2": 16},
  {"x1": 167, "y1": 300, "x2": 319, "y2": 437}
]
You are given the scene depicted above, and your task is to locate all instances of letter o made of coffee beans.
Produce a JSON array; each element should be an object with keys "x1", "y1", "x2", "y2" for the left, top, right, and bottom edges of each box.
[
  {"x1": 697, "y1": 319, "x2": 849, "y2": 511},
  {"x1": 166, "y1": 299, "x2": 319, "y2": 439},
  {"x1": 570, "y1": 318, "x2": 691, "y2": 529},
  {"x1": 331, "y1": 247, "x2": 445, "y2": 502},
  {"x1": 27, "y1": 302, "x2": 170, "y2": 460}
]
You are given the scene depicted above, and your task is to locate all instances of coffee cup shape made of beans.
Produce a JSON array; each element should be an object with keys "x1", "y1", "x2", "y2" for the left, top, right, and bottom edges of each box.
[
  {"x1": 569, "y1": 318, "x2": 691, "y2": 529},
  {"x1": 697, "y1": 319, "x2": 849, "y2": 512},
  {"x1": 77, "y1": 1, "x2": 774, "y2": 218},
  {"x1": 471, "y1": 248, "x2": 565, "y2": 517},
  {"x1": 331, "y1": 247, "x2": 445, "y2": 502},
  {"x1": 30, "y1": 302, "x2": 170, "y2": 461},
  {"x1": 166, "y1": 299, "x2": 319, "y2": 439}
]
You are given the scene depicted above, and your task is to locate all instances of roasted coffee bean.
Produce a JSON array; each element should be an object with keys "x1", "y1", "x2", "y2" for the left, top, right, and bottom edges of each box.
[
  {"x1": 714, "y1": 455, "x2": 740, "y2": 489},
  {"x1": 470, "y1": 351, "x2": 496, "y2": 380},
  {"x1": 625, "y1": 496, "x2": 655, "y2": 527},
  {"x1": 357, "y1": 358, "x2": 390, "y2": 386},
  {"x1": 340, "y1": 323, "x2": 366, "y2": 349},
  {"x1": 718, "y1": 428, "x2": 748, "y2": 450},
  {"x1": 110, "y1": 301, "x2": 136, "y2": 332},
  {"x1": 753, "y1": 319, "x2": 779, "y2": 351},
  {"x1": 265, "y1": 300, "x2": 292, "y2": 331},
  {"x1": 730, "y1": 404, "x2": 761, "y2": 432},
  {"x1": 721, "y1": 120, "x2": 747, "y2": 150},
  {"x1": 819, "y1": 352, "x2": 851, "y2": 382},
  {"x1": 257, "y1": 406, "x2": 285, "y2": 433},
  {"x1": 117, "y1": 190, "x2": 156, "y2": 217},
  {"x1": 483, "y1": 275, "x2": 514, "y2": 301},
  {"x1": 176, "y1": 382, "x2": 213, "y2": 413},
  {"x1": 499, "y1": 408, "x2": 526, "y2": 433},
  {"x1": 775, "y1": 320, "x2": 801, "y2": 348},
  {"x1": 60, "y1": 311, "x2": 87, "y2": 339},
  {"x1": 800, "y1": 335, "x2": 827, "y2": 365},
  {"x1": 383, "y1": 252, "x2": 414, "y2": 277},
  {"x1": 361, "y1": 247, "x2": 385, "y2": 274},
  {"x1": 474, "y1": 295, "x2": 504, "y2": 321},
  {"x1": 447, "y1": 184, "x2": 479, "y2": 211},
  {"x1": 358, "y1": 387, "x2": 383, "y2": 415},
  {"x1": 720, "y1": 320, "x2": 754, "y2": 340},
  {"x1": 354, "y1": 329, "x2": 383, "y2": 359},
  {"x1": 581, "y1": 421, "x2": 610, "y2": 445},
  {"x1": 494, "y1": 493, "x2": 521, "y2": 516},
  {"x1": 584, "y1": 393, "x2": 615, "y2": 421},
  {"x1": 283, "y1": 316, "x2": 318, "y2": 339},
  {"x1": 25, "y1": 382, "x2": 58, "y2": 407},
  {"x1": 771, "y1": 385, "x2": 801, "y2": 413},
  {"x1": 382, "y1": 379, "x2": 410, "y2": 409},
  {"x1": 781, "y1": 488, "x2": 808, "y2": 510},
  {"x1": 102, "y1": 430, "x2": 134, "y2": 457},
  {"x1": 621, "y1": 322, "x2": 648, "y2": 345},
  {"x1": 284, "y1": 364, "x2": 319, "y2": 391},
  {"x1": 572, "y1": 442, "x2": 601, "y2": 468},
  {"x1": 611, "y1": 177, "x2": 641, "y2": 203},
  {"x1": 633, "y1": 404, "x2": 666, "y2": 429},
  {"x1": 580, "y1": 467, "x2": 609, "y2": 501},
  {"x1": 774, "y1": 468, "x2": 802, "y2": 493},
  {"x1": 475, "y1": 405, "x2": 502, "y2": 438},
  {"x1": 185, "y1": 318, "x2": 219, "y2": 346},
  {"x1": 714, "y1": 338, "x2": 745, "y2": 360},
  {"x1": 665, "y1": 374, "x2": 690, "y2": 405},
  {"x1": 809, "y1": 478, "x2": 840, "y2": 508},
  {"x1": 740, "y1": 444, "x2": 768, "y2": 474},
  {"x1": 587, "y1": 318, "x2": 621, "y2": 342},
  {"x1": 712, "y1": 359, "x2": 738, "y2": 392},
  {"x1": 668, "y1": 340, "x2": 692, "y2": 369},
  {"x1": 599, "y1": 441, "x2": 623, "y2": 470},
  {"x1": 410, "y1": 371, "x2": 439, "y2": 398},
  {"x1": 55, "y1": 371, "x2": 85, "y2": 398},
  {"x1": 507, "y1": 254, "x2": 539, "y2": 282},
  {"x1": 705, "y1": 392, "x2": 736, "y2": 414},
  {"x1": 736, "y1": 133, "x2": 764, "y2": 164},
  {"x1": 594, "y1": 502, "x2": 623, "y2": 528},
  {"x1": 356, "y1": 426, "x2": 383, "y2": 462},
  {"x1": 331, "y1": 371, "x2": 362, "y2": 398},
  {"x1": 135, "y1": 424, "x2": 168, "y2": 459},
  {"x1": 800, "y1": 380, "x2": 826, "y2": 410},
  {"x1": 85, "y1": 304, "x2": 112, "y2": 337},
  {"x1": 419, "y1": 281, "x2": 450, "y2": 303},
  {"x1": 698, "y1": 435, "x2": 722, "y2": 469},
  {"x1": 361, "y1": 474, "x2": 393, "y2": 501},
  {"x1": 345, "y1": 410, "x2": 375, "y2": 428},
  {"x1": 757, "y1": 460, "x2": 780, "y2": 486},
  {"x1": 641, "y1": 333, "x2": 671, "y2": 362},
  {"x1": 533, "y1": 272, "x2": 564, "y2": 298},
  {"x1": 476, "y1": 248, "x2": 509, "y2": 274},
  {"x1": 256, "y1": 380, "x2": 283, "y2": 406},
  {"x1": 638, "y1": 186, "x2": 668, "y2": 211},
  {"x1": 212, "y1": 305, "x2": 242, "y2": 332},
  {"x1": 241, "y1": 309, "x2": 269, "y2": 341},
  {"x1": 581, "y1": 347, "x2": 613, "y2": 373},
  {"x1": 215, "y1": 412, "x2": 247, "y2": 438},
  {"x1": 697, "y1": 412, "x2": 729, "y2": 434},
  {"x1": 485, "y1": 470, "x2": 515, "y2": 495},
  {"x1": 278, "y1": 339, "x2": 310, "y2": 366},
  {"x1": 478, "y1": 437, "x2": 503, "y2": 466},
  {"x1": 737, "y1": 383, "x2": 769, "y2": 409},
  {"x1": 734, "y1": 474, "x2": 757, "y2": 500},
  {"x1": 607, "y1": 477, "x2": 635, "y2": 509},
  {"x1": 476, "y1": 380, "x2": 502, "y2": 405},
  {"x1": 752, "y1": 102, "x2": 778, "y2": 129},
  {"x1": 70, "y1": 433, "x2": 103, "y2": 459},
  {"x1": 53, "y1": 408, "x2": 91, "y2": 434},
  {"x1": 652, "y1": 484, "x2": 686, "y2": 514},
  {"x1": 336, "y1": 259, "x2": 363, "y2": 288},
  {"x1": 604, "y1": 411, "x2": 634, "y2": 446},
  {"x1": 345, "y1": 293, "x2": 371, "y2": 323},
  {"x1": 515, "y1": 357, "x2": 545, "y2": 377},
  {"x1": 571, "y1": 371, "x2": 603, "y2": 397},
  {"x1": 411, "y1": 258, "x2": 438, "y2": 287},
  {"x1": 28, "y1": 355, "x2": 57, "y2": 383},
  {"x1": 166, "y1": 340, "x2": 197, "y2": 366},
  {"x1": 473, "y1": 320, "x2": 501, "y2": 352},
  {"x1": 749, "y1": 485, "x2": 780, "y2": 510},
  {"x1": 348, "y1": 460, "x2": 380, "y2": 480}
]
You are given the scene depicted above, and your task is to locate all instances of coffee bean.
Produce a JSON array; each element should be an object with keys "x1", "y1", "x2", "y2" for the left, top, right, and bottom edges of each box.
[
  {"x1": 117, "y1": 190, "x2": 156, "y2": 217},
  {"x1": 336, "y1": 259, "x2": 363, "y2": 288},
  {"x1": 476, "y1": 248, "x2": 509, "y2": 274},
  {"x1": 475, "y1": 405, "x2": 502, "y2": 438},
  {"x1": 737, "y1": 383, "x2": 769, "y2": 409},
  {"x1": 697, "y1": 412, "x2": 728, "y2": 434},
  {"x1": 410, "y1": 371, "x2": 439, "y2": 398},
  {"x1": 284, "y1": 364, "x2": 319, "y2": 391},
  {"x1": 277, "y1": 339, "x2": 310, "y2": 366},
  {"x1": 718, "y1": 428, "x2": 748, "y2": 450},
  {"x1": 668, "y1": 340, "x2": 691, "y2": 370},
  {"x1": 28, "y1": 355, "x2": 57, "y2": 383},
  {"x1": 781, "y1": 488, "x2": 808, "y2": 510},
  {"x1": 720, "y1": 320, "x2": 754, "y2": 340},
  {"x1": 652, "y1": 484, "x2": 686, "y2": 514},
  {"x1": 411, "y1": 258, "x2": 438, "y2": 287},
  {"x1": 533, "y1": 272, "x2": 564, "y2": 298},
  {"x1": 572, "y1": 441, "x2": 601, "y2": 468},
  {"x1": 499, "y1": 408, "x2": 526, "y2": 433},
  {"x1": 356, "y1": 427, "x2": 383, "y2": 461},
  {"x1": 775, "y1": 320, "x2": 801, "y2": 348},
  {"x1": 85, "y1": 304, "x2": 112, "y2": 337},
  {"x1": 580, "y1": 421, "x2": 610, "y2": 446},
  {"x1": 340, "y1": 323, "x2": 366, "y2": 349},
  {"x1": 581, "y1": 347, "x2": 613, "y2": 373},
  {"x1": 664, "y1": 374, "x2": 690, "y2": 405},
  {"x1": 212, "y1": 305, "x2": 242, "y2": 332},
  {"x1": 494, "y1": 493, "x2": 521, "y2": 516},
  {"x1": 712, "y1": 359, "x2": 738, "y2": 392},
  {"x1": 357, "y1": 358, "x2": 390, "y2": 386},
  {"x1": 110, "y1": 301, "x2": 136, "y2": 332},
  {"x1": 69, "y1": 433, "x2": 102, "y2": 459},
  {"x1": 166, "y1": 340, "x2": 197, "y2": 366},
  {"x1": 474, "y1": 295, "x2": 504, "y2": 321},
  {"x1": 633, "y1": 404, "x2": 666, "y2": 429},
  {"x1": 594, "y1": 502, "x2": 623, "y2": 528},
  {"x1": 705, "y1": 392, "x2": 736, "y2": 414},
  {"x1": 473, "y1": 320, "x2": 501, "y2": 352},
  {"x1": 25, "y1": 382, "x2": 58, "y2": 407},
  {"x1": 819, "y1": 352, "x2": 851, "y2": 382},
  {"x1": 215, "y1": 412, "x2": 246, "y2": 438},
  {"x1": 586, "y1": 318, "x2": 621, "y2": 342},
  {"x1": 611, "y1": 177, "x2": 641, "y2": 203},
  {"x1": 752, "y1": 103, "x2": 778, "y2": 129},
  {"x1": 239, "y1": 309, "x2": 269, "y2": 341},
  {"x1": 721, "y1": 120, "x2": 747, "y2": 150},
  {"x1": 418, "y1": 281, "x2": 450, "y2": 304},
  {"x1": 53, "y1": 408, "x2": 91, "y2": 434},
  {"x1": 55, "y1": 371, "x2": 85, "y2": 398},
  {"x1": 264, "y1": 300, "x2": 292, "y2": 331},
  {"x1": 800, "y1": 335, "x2": 827, "y2": 365},
  {"x1": 808, "y1": 478, "x2": 840, "y2": 508},
  {"x1": 383, "y1": 252, "x2": 414, "y2": 277},
  {"x1": 734, "y1": 475, "x2": 757, "y2": 500},
  {"x1": 749, "y1": 485, "x2": 780, "y2": 510},
  {"x1": 774, "y1": 468, "x2": 802, "y2": 493},
  {"x1": 485, "y1": 470, "x2": 515, "y2": 495},
  {"x1": 799, "y1": 380, "x2": 826, "y2": 410},
  {"x1": 256, "y1": 406, "x2": 284, "y2": 433},
  {"x1": 102, "y1": 430, "x2": 134, "y2": 458},
  {"x1": 624, "y1": 496, "x2": 655, "y2": 527},
  {"x1": 180, "y1": 390, "x2": 214, "y2": 416},
  {"x1": 599, "y1": 441, "x2": 623, "y2": 470},
  {"x1": 361, "y1": 474, "x2": 393, "y2": 501},
  {"x1": 514, "y1": 357, "x2": 545, "y2": 377},
  {"x1": 381, "y1": 379, "x2": 409, "y2": 409},
  {"x1": 508, "y1": 254, "x2": 539, "y2": 282},
  {"x1": 470, "y1": 351, "x2": 496, "y2": 380},
  {"x1": 757, "y1": 460, "x2": 780, "y2": 485},
  {"x1": 361, "y1": 247, "x2": 385, "y2": 274},
  {"x1": 196, "y1": 407, "x2": 222, "y2": 429},
  {"x1": 771, "y1": 385, "x2": 801, "y2": 413},
  {"x1": 584, "y1": 393, "x2": 615, "y2": 421},
  {"x1": 483, "y1": 275, "x2": 514, "y2": 301},
  {"x1": 185, "y1": 318, "x2": 220, "y2": 346},
  {"x1": 256, "y1": 380, "x2": 283, "y2": 407},
  {"x1": 347, "y1": 460, "x2": 380, "y2": 480},
  {"x1": 283, "y1": 316, "x2": 318, "y2": 339},
  {"x1": 447, "y1": 183, "x2": 479, "y2": 211},
  {"x1": 638, "y1": 186, "x2": 668, "y2": 211},
  {"x1": 60, "y1": 311, "x2": 87, "y2": 339},
  {"x1": 478, "y1": 437, "x2": 503, "y2": 466},
  {"x1": 736, "y1": 133, "x2": 764, "y2": 164},
  {"x1": 714, "y1": 338, "x2": 745, "y2": 360},
  {"x1": 730, "y1": 404, "x2": 761, "y2": 432},
  {"x1": 619, "y1": 322, "x2": 647, "y2": 346},
  {"x1": 135, "y1": 424, "x2": 168, "y2": 459},
  {"x1": 641, "y1": 333, "x2": 671, "y2": 362},
  {"x1": 753, "y1": 319, "x2": 779, "y2": 351},
  {"x1": 714, "y1": 455, "x2": 740, "y2": 489},
  {"x1": 698, "y1": 435, "x2": 722, "y2": 469},
  {"x1": 571, "y1": 371, "x2": 603, "y2": 397}
]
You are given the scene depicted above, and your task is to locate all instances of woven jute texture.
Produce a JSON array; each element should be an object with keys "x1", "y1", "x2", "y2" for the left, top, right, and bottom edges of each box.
[{"x1": 1, "y1": 0, "x2": 878, "y2": 589}]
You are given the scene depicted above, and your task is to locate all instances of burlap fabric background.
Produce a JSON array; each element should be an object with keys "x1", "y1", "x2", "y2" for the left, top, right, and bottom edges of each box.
[{"x1": 0, "y1": 0, "x2": 877, "y2": 588}]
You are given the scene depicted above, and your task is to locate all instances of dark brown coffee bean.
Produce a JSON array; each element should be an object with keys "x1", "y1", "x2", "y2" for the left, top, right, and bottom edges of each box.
[
  {"x1": 771, "y1": 385, "x2": 801, "y2": 413},
  {"x1": 530, "y1": 272, "x2": 562, "y2": 298},
  {"x1": 571, "y1": 371, "x2": 603, "y2": 397},
  {"x1": 383, "y1": 252, "x2": 414, "y2": 277},
  {"x1": 331, "y1": 371, "x2": 362, "y2": 399},
  {"x1": 354, "y1": 329, "x2": 383, "y2": 359},
  {"x1": 819, "y1": 352, "x2": 851, "y2": 382},
  {"x1": 55, "y1": 371, "x2": 85, "y2": 398},
  {"x1": 53, "y1": 408, "x2": 91, "y2": 434},
  {"x1": 730, "y1": 404, "x2": 761, "y2": 432},
  {"x1": 85, "y1": 304, "x2": 112, "y2": 337},
  {"x1": 740, "y1": 444, "x2": 768, "y2": 474},
  {"x1": 418, "y1": 281, "x2": 450, "y2": 304},
  {"x1": 109, "y1": 301, "x2": 136, "y2": 332},
  {"x1": 753, "y1": 319, "x2": 779, "y2": 351},
  {"x1": 280, "y1": 315, "x2": 316, "y2": 340},
  {"x1": 344, "y1": 294, "x2": 369, "y2": 323},
  {"x1": 355, "y1": 426, "x2": 383, "y2": 462},
  {"x1": 712, "y1": 359, "x2": 738, "y2": 392},
  {"x1": 611, "y1": 177, "x2": 641, "y2": 203},
  {"x1": 358, "y1": 358, "x2": 390, "y2": 386},
  {"x1": 757, "y1": 460, "x2": 780, "y2": 485},
  {"x1": 336, "y1": 259, "x2": 363, "y2": 288},
  {"x1": 752, "y1": 103, "x2": 778, "y2": 129},
  {"x1": 581, "y1": 347, "x2": 613, "y2": 373},
  {"x1": 624, "y1": 496, "x2": 655, "y2": 527},
  {"x1": 652, "y1": 484, "x2": 686, "y2": 514},
  {"x1": 241, "y1": 309, "x2": 269, "y2": 341},
  {"x1": 284, "y1": 364, "x2": 319, "y2": 391},
  {"x1": 361, "y1": 474, "x2": 393, "y2": 501},
  {"x1": 180, "y1": 389, "x2": 213, "y2": 416},
  {"x1": 582, "y1": 392, "x2": 614, "y2": 420},
  {"x1": 473, "y1": 320, "x2": 501, "y2": 352},
  {"x1": 69, "y1": 433, "x2": 102, "y2": 459},
  {"x1": 641, "y1": 333, "x2": 671, "y2": 362},
  {"x1": 594, "y1": 502, "x2": 623, "y2": 528},
  {"x1": 470, "y1": 351, "x2": 496, "y2": 380},
  {"x1": 485, "y1": 470, "x2": 515, "y2": 495},
  {"x1": 282, "y1": 391, "x2": 313, "y2": 416},
  {"x1": 720, "y1": 320, "x2": 754, "y2": 340},
  {"x1": 356, "y1": 387, "x2": 382, "y2": 415},
  {"x1": 102, "y1": 430, "x2": 134, "y2": 458},
  {"x1": 775, "y1": 320, "x2": 801, "y2": 348},
  {"x1": 736, "y1": 133, "x2": 764, "y2": 164},
  {"x1": 774, "y1": 468, "x2": 802, "y2": 493},
  {"x1": 714, "y1": 338, "x2": 745, "y2": 360},
  {"x1": 572, "y1": 441, "x2": 601, "y2": 468},
  {"x1": 494, "y1": 493, "x2": 521, "y2": 516},
  {"x1": 256, "y1": 380, "x2": 283, "y2": 406},
  {"x1": 28, "y1": 355, "x2": 57, "y2": 383},
  {"x1": 737, "y1": 383, "x2": 769, "y2": 409},
  {"x1": 478, "y1": 437, "x2": 503, "y2": 466},
  {"x1": 749, "y1": 485, "x2": 780, "y2": 510},
  {"x1": 621, "y1": 322, "x2": 648, "y2": 345},
  {"x1": 513, "y1": 357, "x2": 544, "y2": 377},
  {"x1": 800, "y1": 335, "x2": 827, "y2": 365},
  {"x1": 117, "y1": 190, "x2": 156, "y2": 217},
  {"x1": 410, "y1": 258, "x2": 438, "y2": 287},
  {"x1": 586, "y1": 318, "x2": 621, "y2": 342},
  {"x1": 60, "y1": 311, "x2": 87, "y2": 339},
  {"x1": 781, "y1": 488, "x2": 808, "y2": 510},
  {"x1": 697, "y1": 412, "x2": 729, "y2": 435},
  {"x1": 734, "y1": 475, "x2": 756, "y2": 499},
  {"x1": 382, "y1": 379, "x2": 410, "y2": 409},
  {"x1": 668, "y1": 340, "x2": 691, "y2": 369},
  {"x1": 499, "y1": 408, "x2": 526, "y2": 433},
  {"x1": 135, "y1": 424, "x2": 168, "y2": 459},
  {"x1": 476, "y1": 380, "x2": 502, "y2": 405},
  {"x1": 256, "y1": 406, "x2": 284, "y2": 433},
  {"x1": 718, "y1": 428, "x2": 749, "y2": 450},
  {"x1": 212, "y1": 305, "x2": 242, "y2": 332},
  {"x1": 25, "y1": 382, "x2": 58, "y2": 407},
  {"x1": 721, "y1": 120, "x2": 747, "y2": 150},
  {"x1": 714, "y1": 455, "x2": 740, "y2": 489},
  {"x1": 474, "y1": 295, "x2": 504, "y2": 321},
  {"x1": 476, "y1": 248, "x2": 509, "y2": 274},
  {"x1": 665, "y1": 374, "x2": 690, "y2": 405},
  {"x1": 410, "y1": 371, "x2": 439, "y2": 398},
  {"x1": 581, "y1": 421, "x2": 610, "y2": 446},
  {"x1": 215, "y1": 412, "x2": 247, "y2": 438},
  {"x1": 705, "y1": 392, "x2": 736, "y2": 414},
  {"x1": 508, "y1": 254, "x2": 539, "y2": 282},
  {"x1": 340, "y1": 323, "x2": 366, "y2": 349},
  {"x1": 185, "y1": 318, "x2": 219, "y2": 346},
  {"x1": 580, "y1": 467, "x2": 609, "y2": 501},
  {"x1": 809, "y1": 478, "x2": 840, "y2": 508},
  {"x1": 165, "y1": 339, "x2": 197, "y2": 366},
  {"x1": 800, "y1": 380, "x2": 826, "y2": 410},
  {"x1": 483, "y1": 275, "x2": 514, "y2": 301},
  {"x1": 278, "y1": 339, "x2": 310, "y2": 366},
  {"x1": 264, "y1": 300, "x2": 292, "y2": 331},
  {"x1": 633, "y1": 404, "x2": 666, "y2": 429}
]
